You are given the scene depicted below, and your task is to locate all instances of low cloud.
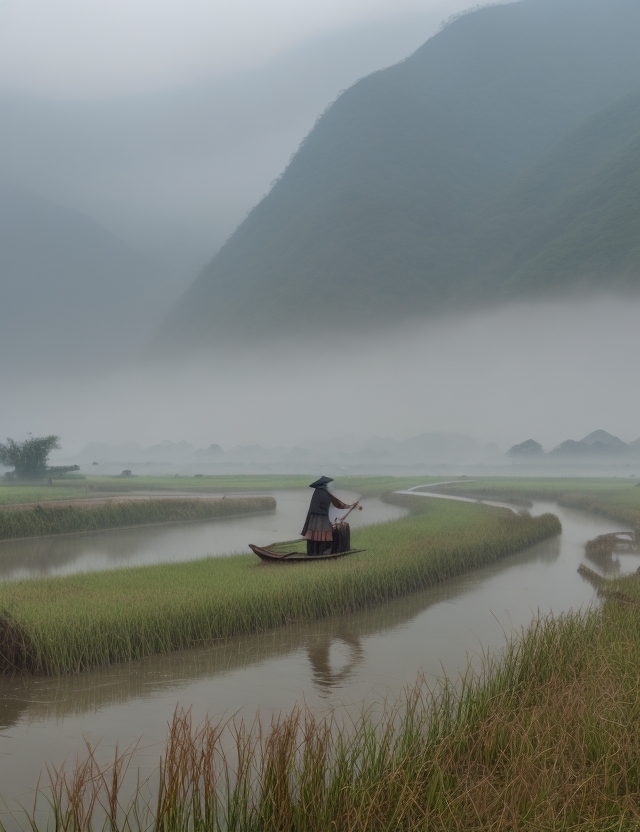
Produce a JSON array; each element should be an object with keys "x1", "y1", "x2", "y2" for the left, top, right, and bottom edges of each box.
[{"x1": 2, "y1": 296, "x2": 638, "y2": 457}]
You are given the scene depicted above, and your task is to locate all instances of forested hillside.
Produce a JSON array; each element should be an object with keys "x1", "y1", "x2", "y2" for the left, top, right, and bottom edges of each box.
[{"x1": 159, "y1": 0, "x2": 640, "y2": 348}]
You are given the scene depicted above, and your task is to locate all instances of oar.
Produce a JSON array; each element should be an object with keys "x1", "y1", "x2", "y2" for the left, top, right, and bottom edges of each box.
[{"x1": 336, "y1": 500, "x2": 361, "y2": 524}]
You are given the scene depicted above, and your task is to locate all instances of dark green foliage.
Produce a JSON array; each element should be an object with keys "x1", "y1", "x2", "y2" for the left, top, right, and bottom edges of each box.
[
  {"x1": 0, "y1": 435, "x2": 60, "y2": 478},
  {"x1": 158, "y1": 0, "x2": 640, "y2": 347},
  {"x1": 464, "y1": 90, "x2": 640, "y2": 300}
]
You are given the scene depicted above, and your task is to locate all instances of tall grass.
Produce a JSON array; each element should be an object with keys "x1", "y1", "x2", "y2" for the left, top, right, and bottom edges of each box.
[
  {"x1": 435, "y1": 477, "x2": 640, "y2": 529},
  {"x1": 0, "y1": 499, "x2": 560, "y2": 675},
  {"x1": 558, "y1": 491, "x2": 640, "y2": 529},
  {"x1": 12, "y1": 574, "x2": 640, "y2": 831},
  {"x1": 0, "y1": 496, "x2": 276, "y2": 541}
]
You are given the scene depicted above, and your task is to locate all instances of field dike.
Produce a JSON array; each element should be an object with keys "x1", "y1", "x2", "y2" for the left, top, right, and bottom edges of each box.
[
  {"x1": 0, "y1": 498, "x2": 560, "y2": 675},
  {"x1": 10, "y1": 549, "x2": 640, "y2": 830},
  {"x1": 557, "y1": 492, "x2": 640, "y2": 529},
  {"x1": 0, "y1": 495, "x2": 276, "y2": 540},
  {"x1": 427, "y1": 479, "x2": 640, "y2": 532}
]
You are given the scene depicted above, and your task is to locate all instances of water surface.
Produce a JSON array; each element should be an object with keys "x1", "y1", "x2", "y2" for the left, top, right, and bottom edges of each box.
[
  {"x1": 0, "y1": 498, "x2": 636, "y2": 815},
  {"x1": 0, "y1": 490, "x2": 403, "y2": 580}
]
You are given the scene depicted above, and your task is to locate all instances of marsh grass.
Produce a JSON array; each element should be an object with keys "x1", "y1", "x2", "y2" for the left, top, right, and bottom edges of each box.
[
  {"x1": 0, "y1": 499, "x2": 559, "y2": 675},
  {"x1": 0, "y1": 496, "x2": 276, "y2": 541},
  {"x1": 11, "y1": 576, "x2": 640, "y2": 831},
  {"x1": 435, "y1": 477, "x2": 640, "y2": 529}
]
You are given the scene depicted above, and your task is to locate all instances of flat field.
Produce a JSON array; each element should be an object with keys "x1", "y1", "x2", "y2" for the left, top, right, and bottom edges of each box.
[
  {"x1": 0, "y1": 497, "x2": 559, "y2": 674},
  {"x1": 433, "y1": 477, "x2": 640, "y2": 527},
  {"x1": 0, "y1": 474, "x2": 446, "y2": 506},
  {"x1": 0, "y1": 495, "x2": 275, "y2": 540},
  {"x1": 18, "y1": 548, "x2": 640, "y2": 830}
]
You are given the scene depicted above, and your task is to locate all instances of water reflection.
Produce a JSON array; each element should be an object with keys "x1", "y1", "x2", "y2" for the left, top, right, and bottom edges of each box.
[
  {"x1": 0, "y1": 500, "x2": 631, "y2": 809},
  {"x1": 307, "y1": 633, "x2": 364, "y2": 694},
  {"x1": 0, "y1": 529, "x2": 562, "y2": 731},
  {"x1": 0, "y1": 491, "x2": 406, "y2": 581},
  {"x1": 585, "y1": 547, "x2": 623, "y2": 576}
]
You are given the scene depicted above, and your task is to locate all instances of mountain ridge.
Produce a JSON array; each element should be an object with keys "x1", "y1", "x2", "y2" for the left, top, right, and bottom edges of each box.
[{"x1": 158, "y1": 0, "x2": 640, "y2": 349}]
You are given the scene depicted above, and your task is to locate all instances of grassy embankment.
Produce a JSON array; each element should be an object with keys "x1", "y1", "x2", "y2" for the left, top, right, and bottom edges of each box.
[
  {"x1": 0, "y1": 496, "x2": 276, "y2": 541},
  {"x1": 432, "y1": 477, "x2": 640, "y2": 528},
  {"x1": 0, "y1": 474, "x2": 447, "y2": 539},
  {"x1": 0, "y1": 474, "x2": 444, "y2": 506},
  {"x1": 17, "y1": 563, "x2": 640, "y2": 830},
  {"x1": 0, "y1": 497, "x2": 559, "y2": 675}
]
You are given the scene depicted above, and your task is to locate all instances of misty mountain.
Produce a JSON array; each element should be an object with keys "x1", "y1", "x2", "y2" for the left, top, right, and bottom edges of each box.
[
  {"x1": 72, "y1": 431, "x2": 490, "y2": 468},
  {"x1": 509, "y1": 430, "x2": 640, "y2": 461},
  {"x1": 0, "y1": 11, "x2": 448, "y2": 273},
  {"x1": 159, "y1": 0, "x2": 640, "y2": 349},
  {"x1": 0, "y1": 181, "x2": 176, "y2": 371},
  {"x1": 550, "y1": 430, "x2": 635, "y2": 458}
]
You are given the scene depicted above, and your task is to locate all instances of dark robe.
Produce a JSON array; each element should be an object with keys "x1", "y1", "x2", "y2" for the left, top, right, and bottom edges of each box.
[{"x1": 301, "y1": 486, "x2": 350, "y2": 554}]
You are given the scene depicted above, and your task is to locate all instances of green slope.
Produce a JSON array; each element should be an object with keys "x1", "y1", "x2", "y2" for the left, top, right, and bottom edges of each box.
[
  {"x1": 464, "y1": 91, "x2": 640, "y2": 298},
  {"x1": 158, "y1": 0, "x2": 640, "y2": 348}
]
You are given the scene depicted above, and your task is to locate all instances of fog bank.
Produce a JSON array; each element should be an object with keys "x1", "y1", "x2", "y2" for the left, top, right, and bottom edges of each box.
[{"x1": 2, "y1": 297, "x2": 638, "y2": 461}]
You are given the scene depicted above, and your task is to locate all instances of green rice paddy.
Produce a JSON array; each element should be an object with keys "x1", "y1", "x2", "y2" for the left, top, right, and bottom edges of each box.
[
  {"x1": 0, "y1": 474, "x2": 445, "y2": 506},
  {"x1": 0, "y1": 497, "x2": 559, "y2": 675},
  {"x1": 433, "y1": 477, "x2": 640, "y2": 528},
  {"x1": 16, "y1": 558, "x2": 640, "y2": 831},
  {"x1": 0, "y1": 495, "x2": 275, "y2": 541}
]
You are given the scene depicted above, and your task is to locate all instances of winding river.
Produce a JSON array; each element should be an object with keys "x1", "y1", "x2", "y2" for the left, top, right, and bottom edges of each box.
[{"x1": 0, "y1": 488, "x2": 636, "y2": 818}]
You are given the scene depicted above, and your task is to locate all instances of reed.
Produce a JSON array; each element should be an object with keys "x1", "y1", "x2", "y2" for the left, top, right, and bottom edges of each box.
[
  {"x1": 0, "y1": 496, "x2": 276, "y2": 541},
  {"x1": 433, "y1": 477, "x2": 640, "y2": 529},
  {"x1": 0, "y1": 499, "x2": 559, "y2": 675},
  {"x1": 557, "y1": 491, "x2": 640, "y2": 529},
  {"x1": 11, "y1": 574, "x2": 640, "y2": 831}
]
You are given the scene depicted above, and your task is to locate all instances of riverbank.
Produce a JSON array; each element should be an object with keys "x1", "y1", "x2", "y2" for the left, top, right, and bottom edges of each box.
[
  {"x1": 430, "y1": 477, "x2": 640, "y2": 528},
  {"x1": 0, "y1": 497, "x2": 559, "y2": 674},
  {"x1": 0, "y1": 496, "x2": 276, "y2": 541},
  {"x1": 15, "y1": 550, "x2": 640, "y2": 830}
]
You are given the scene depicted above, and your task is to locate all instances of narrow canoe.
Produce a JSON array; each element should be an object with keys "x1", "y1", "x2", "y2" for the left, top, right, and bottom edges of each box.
[{"x1": 249, "y1": 544, "x2": 365, "y2": 563}]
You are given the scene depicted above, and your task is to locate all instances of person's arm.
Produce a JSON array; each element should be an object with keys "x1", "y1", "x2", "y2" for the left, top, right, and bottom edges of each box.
[{"x1": 330, "y1": 495, "x2": 353, "y2": 510}]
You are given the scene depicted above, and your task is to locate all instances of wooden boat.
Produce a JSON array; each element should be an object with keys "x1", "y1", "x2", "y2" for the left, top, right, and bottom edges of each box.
[{"x1": 249, "y1": 543, "x2": 365, "y2": 563}]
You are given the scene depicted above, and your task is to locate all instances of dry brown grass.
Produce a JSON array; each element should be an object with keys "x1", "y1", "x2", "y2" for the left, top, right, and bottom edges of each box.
[{"x1": 9, "y1": 575, "x2": 640, "y2": 831}]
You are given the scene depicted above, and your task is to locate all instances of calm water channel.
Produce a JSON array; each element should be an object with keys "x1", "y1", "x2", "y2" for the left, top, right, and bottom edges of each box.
[
  {"x1": 0, "y1": 494, "x2": 637, "y2": 817},
  {"x1": 0, "y1": 490, "x2": 404, "y2": 581}
]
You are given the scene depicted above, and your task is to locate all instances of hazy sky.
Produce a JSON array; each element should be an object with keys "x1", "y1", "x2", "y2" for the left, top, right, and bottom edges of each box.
[
  {"x1": 2, "y1": 297, "x2": 639, "y2": 454},
  {"x1": 0, "y1": 0, "x2": 471, "y2": 97},
  {"x1": 4, "y1": 0, "x2": 638, "y2": 459},
  {"x1": 0, "y1": 0, "x2": 477, "y2": 270}
]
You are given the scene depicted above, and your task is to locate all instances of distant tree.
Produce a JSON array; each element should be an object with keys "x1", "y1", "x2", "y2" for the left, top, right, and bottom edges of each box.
[{"x1": 0, "y1": 435, "x2": 79, "y2": 479}]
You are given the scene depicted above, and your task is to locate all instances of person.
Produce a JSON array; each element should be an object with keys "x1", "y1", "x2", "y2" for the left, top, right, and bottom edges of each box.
[{"x1": 301, "y1": 476, "x2": 357, "y2": 555}]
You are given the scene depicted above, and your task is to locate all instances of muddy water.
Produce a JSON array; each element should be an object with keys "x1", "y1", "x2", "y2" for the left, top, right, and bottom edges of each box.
[
  {"x1": 0, "y1": 499, "x2": 636, "y2": 817},
  {"x1": 0, "y1": 490, "x2": 403, "y2": 581}
]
